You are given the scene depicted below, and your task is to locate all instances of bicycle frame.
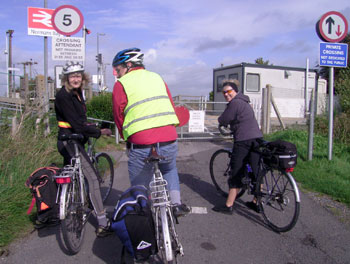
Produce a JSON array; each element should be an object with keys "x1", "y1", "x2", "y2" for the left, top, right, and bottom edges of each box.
[{"x1": 55, "y1": 140, "x2": 87, "y2": 220}]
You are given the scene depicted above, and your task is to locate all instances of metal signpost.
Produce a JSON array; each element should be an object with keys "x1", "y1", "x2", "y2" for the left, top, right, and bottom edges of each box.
[
  {"x1": 27, "y1": 4, "x2": 85, "y2": 136},
  {"x1": 50, "y1": 6, "x2": 85, "y2": 62},
  {"x1": 52, "y1": 36, "x2": 85, "y2": 61},
  {"x1": 316, "y1": 11, "x2": 349, "y2": 160},
  {"x1": 319, "y1": 42, "x2": 348, "y2": 67},
  {"x1": 51, "y1": 5, "x2": 84, "y2": 36},
  {"x1": 27, "y1": 7, "x2": 59, "y2": 37}
]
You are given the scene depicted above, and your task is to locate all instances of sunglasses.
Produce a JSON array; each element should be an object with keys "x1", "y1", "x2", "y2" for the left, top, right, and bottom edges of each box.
[{"x1": 222, "y1": 89, "x2": 233, "y2": 95}]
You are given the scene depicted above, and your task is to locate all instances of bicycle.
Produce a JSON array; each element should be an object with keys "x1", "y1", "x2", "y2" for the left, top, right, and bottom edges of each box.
[
  {"x1": 54, "y1": 133, "x2": 114, "y2": 254},
  {"x1": 144, "y1": 146, "x2": 184, "y2": 263},
  {"x1": 210, "y1": 126, "x2": 300, "y2": 232}
]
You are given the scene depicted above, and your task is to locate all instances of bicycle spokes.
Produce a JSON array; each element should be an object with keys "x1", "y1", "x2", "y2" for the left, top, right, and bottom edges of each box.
[{"x1": 258, "y1": 169, "x2": 300, "y2": 232}]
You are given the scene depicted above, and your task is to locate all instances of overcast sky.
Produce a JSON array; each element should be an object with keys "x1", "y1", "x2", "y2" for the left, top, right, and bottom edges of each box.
[{"x1": 0, "y1": 0, "x2": 350, "y2": 98}]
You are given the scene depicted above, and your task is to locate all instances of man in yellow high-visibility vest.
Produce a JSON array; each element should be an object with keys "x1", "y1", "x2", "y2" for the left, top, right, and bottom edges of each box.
[{"x1": 112, "y1": 48, "x2": 190, "y2": 217}]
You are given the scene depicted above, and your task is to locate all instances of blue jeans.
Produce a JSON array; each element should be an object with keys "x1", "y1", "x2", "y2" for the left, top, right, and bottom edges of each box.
[{"x1": 128, "y1": 141, "x2": 180, "y2": 202}]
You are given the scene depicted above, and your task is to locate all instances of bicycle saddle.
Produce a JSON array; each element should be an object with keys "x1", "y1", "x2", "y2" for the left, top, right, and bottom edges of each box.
[{"x1": 144, "y1": 146, "x2": 165, "y2": 163}]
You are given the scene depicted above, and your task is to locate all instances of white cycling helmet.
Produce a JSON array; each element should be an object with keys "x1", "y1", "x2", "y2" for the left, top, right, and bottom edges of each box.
[{"x1": 62, "y1": 61, "x2": 84, "y2": 75}]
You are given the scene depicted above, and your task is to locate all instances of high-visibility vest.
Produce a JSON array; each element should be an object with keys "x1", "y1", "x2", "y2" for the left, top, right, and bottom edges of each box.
[{"x1": 119, "y1": 69, "x2": 179, "y2": 140}]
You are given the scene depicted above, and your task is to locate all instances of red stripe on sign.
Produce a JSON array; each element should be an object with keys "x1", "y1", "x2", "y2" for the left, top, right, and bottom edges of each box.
[{"x1": 28, "y1": 7, "x2": 54, "y2": 30}]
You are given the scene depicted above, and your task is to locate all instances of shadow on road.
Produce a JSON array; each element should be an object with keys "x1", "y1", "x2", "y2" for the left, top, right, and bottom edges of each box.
[
  {"x1": 180, "y1": 171, "x2": 271, "y2": 231},
  {"x1": 179, "y1": 172, "x2": 223, "y2": 206},
  {"x1": 92, "y1": 234, "x2": 124, "y2": 264}
]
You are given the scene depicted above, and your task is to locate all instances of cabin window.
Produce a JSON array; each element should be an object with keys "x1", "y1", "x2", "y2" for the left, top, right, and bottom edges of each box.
[
  {"x1": 246, "y1": 73, "x2": 260, "y2": 92},
  {"x1": 216, "y1": 75, "x2": 225, "y2": 92},
  {"x1": 228, "y1": 73, "x2": 238, "y2": 81}
]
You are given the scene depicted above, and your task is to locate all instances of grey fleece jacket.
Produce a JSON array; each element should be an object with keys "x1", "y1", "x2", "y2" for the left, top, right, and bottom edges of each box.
[{"x1": 218, "y1": 93, "x2": 263, "y2": 142}]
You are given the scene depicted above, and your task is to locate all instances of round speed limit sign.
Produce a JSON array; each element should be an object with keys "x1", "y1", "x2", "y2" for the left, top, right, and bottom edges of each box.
[{"x1": 51, "y1": 5, "x2": 84, "y2": 36}]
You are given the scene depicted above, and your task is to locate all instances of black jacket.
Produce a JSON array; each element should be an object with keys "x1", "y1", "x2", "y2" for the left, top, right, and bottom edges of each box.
[
  {"x1": 218, "y1": 93, "x2": 262, "y2": 142},
  {"x1": 55, "y1": 87, "x2": 101, "y2": 140}
]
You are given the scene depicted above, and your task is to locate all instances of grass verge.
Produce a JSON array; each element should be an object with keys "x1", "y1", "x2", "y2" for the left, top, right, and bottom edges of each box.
[
  {"x1": 0, "y1": 118, "x2": 120, "y2": 249},
  {"x1": 265, "y1": 129, "x2": 350, "y2": 206}
]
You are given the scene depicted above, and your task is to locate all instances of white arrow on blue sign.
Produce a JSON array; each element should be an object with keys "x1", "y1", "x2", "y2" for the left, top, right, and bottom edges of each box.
[{"x1": 319, "y1": 42, "x2": 348, "y2": 67}]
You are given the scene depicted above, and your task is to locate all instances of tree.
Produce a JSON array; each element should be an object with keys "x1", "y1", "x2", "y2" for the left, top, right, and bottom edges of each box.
[
  {"x1": 255, "y1": 57, "x2": 272, "y2": 65},
  {"x1": 209, "y1": 91, "x2": 213, "y2": 101},
  {"x1": 86, "y1": 92, "x2": 114, "y2": 121}
]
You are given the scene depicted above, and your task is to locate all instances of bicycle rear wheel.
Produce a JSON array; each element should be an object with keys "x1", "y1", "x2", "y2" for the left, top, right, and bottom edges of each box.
[
  {"x1": 94, "y1": 152, "x2": 114, "y2": 203},
  {"x1": 61, "y1": 181, "x2": 86, "y2": 255},
  {"x1": 157, "y1": 206, "x2": 175, "y2": 263},
  {"x1": 257, "y1": 169, "x2": 300, "y2": 232},
  {"x1": 209, "y1": 149, "x2": 245, "y2": 198}
]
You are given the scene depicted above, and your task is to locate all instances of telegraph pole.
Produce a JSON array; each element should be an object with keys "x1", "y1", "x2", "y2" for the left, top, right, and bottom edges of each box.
[
  {"x1": 96, "y1": 33, "x2": 105, "y2": 92},
  {"x1": 43, "y1": 0, "x2": 50, "y2": 135},
  {"x1": 17, "y1": 60, "x2": 38, "y2": 80},
  {"x1": 28, "y1": 59, "x2": 38, "y2": 80},
  {"x1": 6, "y1": 30, "x2": 14, "y2": 98}
]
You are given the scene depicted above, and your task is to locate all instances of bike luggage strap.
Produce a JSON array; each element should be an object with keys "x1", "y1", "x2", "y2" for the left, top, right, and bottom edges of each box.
[
  {"x1": 127, "y1": 140, "x2": 176, "y2": 149},
  {"x1": 54, "y1": 165, "x2": 75, "y2": 179}
]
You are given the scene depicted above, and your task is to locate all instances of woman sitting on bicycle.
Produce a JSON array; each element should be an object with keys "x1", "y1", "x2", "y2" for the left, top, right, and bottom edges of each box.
[
  {"x1": 55, "y1": 61, "x2": 113, "y2": 237},
  {"x1": 212, "y1": 79, "x2": 263, "y2": 215}
]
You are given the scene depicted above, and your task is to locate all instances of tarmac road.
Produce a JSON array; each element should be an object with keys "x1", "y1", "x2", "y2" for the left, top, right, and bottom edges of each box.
[{"x1": 1, "y1": 141, "x2": 350, "y2": 264}]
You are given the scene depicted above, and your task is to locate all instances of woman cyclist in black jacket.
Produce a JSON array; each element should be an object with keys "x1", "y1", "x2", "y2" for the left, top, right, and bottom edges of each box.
[{"x1": 55, "y1": 61, "x2": 113, "y2": 237}]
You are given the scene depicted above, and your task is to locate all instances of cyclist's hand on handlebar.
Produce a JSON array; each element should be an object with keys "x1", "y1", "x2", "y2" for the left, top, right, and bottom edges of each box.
[
  {"x1": 101, "y1": 128, "x2": 112, "y2": 136},
  {"x1": 218, "y1": 124, "x2": 231, "y2": 136}
]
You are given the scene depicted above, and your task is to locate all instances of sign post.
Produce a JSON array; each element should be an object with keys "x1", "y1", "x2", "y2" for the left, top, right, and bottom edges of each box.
[
  {"x1": 51, "y1": 5, "x2": 84, "y2": 36},
  {"x1": 316, "y1": 11, "x2": 348, "y2": 160},
  {"x1": 52, "y1": 36, "x2": 85, "y2": 61},
  {"x1": 189, "y1": 111, "x2": 205, "y2": 133},
  {"x1": 319, "y1": 42, "x2": 348, "y2": 67},
  {"x1": 27, "y1": 7, "x2": 59, "y2": 37}
]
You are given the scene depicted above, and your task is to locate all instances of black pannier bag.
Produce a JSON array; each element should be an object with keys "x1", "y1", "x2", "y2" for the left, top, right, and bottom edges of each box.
[
  {"x1": 265, "y1": 140, "x2": 297, "y2": 169},
  {"x1": 111, "y1": 185, "x2": 157, "y2": 261},
  {"x1": 25, "y1": 166, "x2": 61, "y2": 225}
]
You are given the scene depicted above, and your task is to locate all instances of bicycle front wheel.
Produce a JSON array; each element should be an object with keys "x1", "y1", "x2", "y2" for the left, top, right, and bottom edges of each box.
[
  {"x1": 209, "y1": 149, "x2": 245, "y2": 198},
  {"x1": 61, "y1": 182, "x2": 86, "y2": 255},
  {"x1": 257, "y1": 169, "x2": 300, "y2": 232},
  {"x1": 210, "y1": 149, "x2": 231, "y2": 197},
  {"x1": 94, "y1": 152, "x2": 114, "y2": 203}
]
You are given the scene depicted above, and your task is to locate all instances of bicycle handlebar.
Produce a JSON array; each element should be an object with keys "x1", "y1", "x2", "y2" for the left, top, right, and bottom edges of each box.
[
  {"x1": 217, "y1": 125, "x2": 269, "y2": 151},
  {"x1": 218, "y1": 124, "x2": 232, "y2": 136}
]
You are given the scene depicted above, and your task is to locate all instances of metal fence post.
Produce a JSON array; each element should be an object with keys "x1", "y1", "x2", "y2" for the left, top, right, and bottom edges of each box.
[
  {"x1": 308, "y1": 89, "x2": 315, "y2": 160},
  {"x1": 262, "y1": 87, "x2": 267, "y2": 134},
  {"x1": 266, "y1": 84, "x2": 271, "y2": 134},
  {"x1": 115, "y1": 124, "x2": 119, "y2": 144}
]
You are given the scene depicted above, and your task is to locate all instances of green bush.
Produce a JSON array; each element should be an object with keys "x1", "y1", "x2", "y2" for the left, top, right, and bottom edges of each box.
[
  {"x1": 86, "y1": 92, "x2": 113, "y2": 121},
  {"x1": 314, "y1": 112, "x2": 350, "y2": 145},
  {"x1": 335, "y1": 67, "x2": 350, "y2": 113}
]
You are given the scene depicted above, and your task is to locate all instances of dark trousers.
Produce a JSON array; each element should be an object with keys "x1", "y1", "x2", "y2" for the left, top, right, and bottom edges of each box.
[{"x1": 229, "y1": 138, "x2": 261, "y2": 188}]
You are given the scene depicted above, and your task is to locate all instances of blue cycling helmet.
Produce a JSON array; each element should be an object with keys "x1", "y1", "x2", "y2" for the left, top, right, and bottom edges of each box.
[{"x1": 112, "y1": 48, "x2": 144, "y2": 67}]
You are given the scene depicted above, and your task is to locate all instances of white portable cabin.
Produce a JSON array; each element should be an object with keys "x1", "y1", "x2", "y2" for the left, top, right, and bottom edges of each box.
[{"x1": 213, "y1": 63, "x2": 327, "y2": 119}]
